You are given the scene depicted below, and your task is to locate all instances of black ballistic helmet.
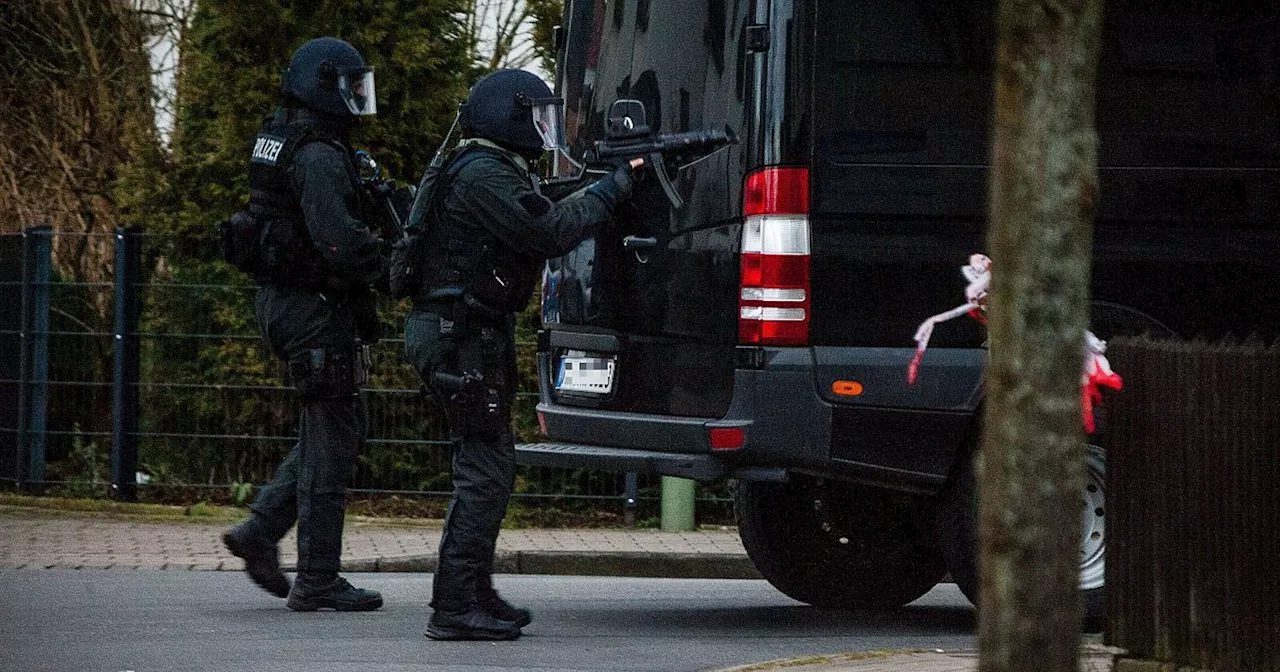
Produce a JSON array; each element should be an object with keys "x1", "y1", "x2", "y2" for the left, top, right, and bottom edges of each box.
[
  {"x1": 459, "y1": 69, "x2": 565, "y2": 155},
  {"x1": 283, "y1": 37, "x2": 377, "y2": 118}
]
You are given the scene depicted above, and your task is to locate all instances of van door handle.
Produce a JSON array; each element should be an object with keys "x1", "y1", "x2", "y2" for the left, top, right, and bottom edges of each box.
[{"x1": 622, "y1": 235, "x2": 658, "y2": 249}]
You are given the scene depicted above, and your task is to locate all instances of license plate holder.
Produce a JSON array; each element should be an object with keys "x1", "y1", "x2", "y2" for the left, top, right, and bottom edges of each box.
[{"x1": 555, "y1": 351, "x2": 616, "y2": 395}]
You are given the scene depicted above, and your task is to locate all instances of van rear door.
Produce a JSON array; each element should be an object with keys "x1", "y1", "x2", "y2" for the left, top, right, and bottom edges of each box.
[
  {"x1": 810, "y1": 0, "x2": 1280, "y2": 349},
  {"x1": 545, "y1": 0, "x2": 748, "y2": 419},
  {"x1": 810, "y1": 0, "x2": 992, "y2": 351}
]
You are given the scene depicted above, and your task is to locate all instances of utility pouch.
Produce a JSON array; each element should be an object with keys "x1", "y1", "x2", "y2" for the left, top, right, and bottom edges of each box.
[
  {"x1": 287, "y1": 347, "x2": 357, "y2": 400},
  {"x1": 217, "y1": 210, "x2": 265, "y2": 276},
  {"x1": 387, "y1": 234, "x2": 423, "y2": 300},
  {"x1": 259, "y1": 218, "x2": 329, "y2": 289},
  {"x1": 468, "y1": 270, "x2": 510, "y2": 314}
]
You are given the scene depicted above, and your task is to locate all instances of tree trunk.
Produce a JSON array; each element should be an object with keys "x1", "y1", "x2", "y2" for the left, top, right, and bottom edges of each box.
[{"x1": 979, "y1": 1, "x2": 1102, "y2": 672}]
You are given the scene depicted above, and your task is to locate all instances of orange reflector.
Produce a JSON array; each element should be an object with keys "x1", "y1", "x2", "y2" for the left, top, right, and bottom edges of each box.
[
  {"x1": 709, "y1": 427, "x2": 745, "y2": 450},
  {"x1": 832, "y1": 380, "x2": 865, "y2": 397},
  {"x1": 537, "y1": 411, "x2": 548, "y2": 436}
]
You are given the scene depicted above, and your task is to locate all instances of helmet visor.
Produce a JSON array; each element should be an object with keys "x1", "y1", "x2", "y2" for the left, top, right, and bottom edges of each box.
[
  {"x1": 338, "y1": 69, "x2": 376, "y2": 116},
  {"x1": 529, "y1": 97, "x2": 566, "y2": 151}
]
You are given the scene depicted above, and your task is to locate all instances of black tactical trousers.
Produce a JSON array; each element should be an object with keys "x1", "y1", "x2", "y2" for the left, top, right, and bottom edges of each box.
[
  {"x1": 250, "y1": 285, "x2": 366, "y2": 575},
  {"x1": 404, "y1": 307, "x2": 518, "y2": 611}
]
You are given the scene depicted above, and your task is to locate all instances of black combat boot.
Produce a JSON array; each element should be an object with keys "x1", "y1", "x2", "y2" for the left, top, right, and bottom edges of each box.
[
  {"x1": 222, "y1": 518, "x2": 290, "y2": 598},
  {"x1": 477, "y1": 591, "x2": 532, "y2": 628},
  {"x1": 286, "y1": 573, "x2": 383, "y2": 612},
  {"x1": 425, "y1": 606, "x2": 522, "y2": 641}
]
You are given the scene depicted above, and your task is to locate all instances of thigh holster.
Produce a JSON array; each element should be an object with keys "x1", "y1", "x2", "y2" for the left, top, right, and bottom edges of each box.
[{"x1": 287, "y1": 344, "x2": 365, "y2": 401}]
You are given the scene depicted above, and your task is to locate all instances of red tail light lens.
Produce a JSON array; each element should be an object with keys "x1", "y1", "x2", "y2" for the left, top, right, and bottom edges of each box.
[
  {"x1": 739, "y1": 167, "x2": 811, "y2": 346},
  {"x1": 744, "y1": 167, "x2": 809, "y2": 217},
  {"x1": 709, "y1": 427, "x2": 745, "y2": 450}
]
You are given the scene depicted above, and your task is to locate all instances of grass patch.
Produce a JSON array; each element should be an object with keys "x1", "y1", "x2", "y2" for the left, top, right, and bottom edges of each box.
[{"x1": 0, "y1": 491, "x2": 244, "y2": 522}]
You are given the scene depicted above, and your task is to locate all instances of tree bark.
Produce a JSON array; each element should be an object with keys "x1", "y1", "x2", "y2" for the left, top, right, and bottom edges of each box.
[{"x1": 979, "y1": 1, "x2": 1102, "y2": 671}]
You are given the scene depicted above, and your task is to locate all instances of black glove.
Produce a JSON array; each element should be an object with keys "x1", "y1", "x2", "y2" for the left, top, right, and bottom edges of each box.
[{"x1": 586, "y1": 163, "x2": 638, "y2": 210}]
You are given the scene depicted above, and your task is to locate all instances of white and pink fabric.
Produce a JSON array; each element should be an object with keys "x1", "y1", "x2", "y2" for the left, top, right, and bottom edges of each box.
[{"x1": 907, "y1": 254, "x2": 1122, "y2": 433}]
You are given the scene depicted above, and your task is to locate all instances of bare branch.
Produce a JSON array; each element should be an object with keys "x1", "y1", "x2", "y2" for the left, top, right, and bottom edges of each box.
[{"x1": 463, "y1": 0, "x2": 545, "y2": 74}]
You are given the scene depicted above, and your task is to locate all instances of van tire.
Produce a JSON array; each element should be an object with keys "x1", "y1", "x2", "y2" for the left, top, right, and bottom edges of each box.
[
  {"x1": 735, "y1": 476, "x2": 947, "y2": 609},
  {"x1": 937, "y1": 445, "x2": 1106, "y2": 622}
]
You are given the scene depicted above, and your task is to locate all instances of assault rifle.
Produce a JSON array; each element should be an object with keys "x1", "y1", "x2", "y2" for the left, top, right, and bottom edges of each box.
[
  {"x1": 582, "y1": 99, "x2": 736, "y2": 211},
  {"x1": 355, "y1": 149, "x2": 415, "y2": 243}
]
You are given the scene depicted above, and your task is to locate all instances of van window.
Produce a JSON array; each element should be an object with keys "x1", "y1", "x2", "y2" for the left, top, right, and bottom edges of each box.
[
  {"x1": 814, "y1": 0, "x2": 1280, "y2": 168},
  {"x1": 1098, "y1": 4, "x2": 1280, "y2": 168},
  {"x1": 558, "y1": 0, "x2": 638, "y2": 157},
  {"x1": 813, "y1": 0, "x2": 1280, "y2": 226},
  {"x1": 815, "y1": 1, "x2": 995, "y2": 166}
]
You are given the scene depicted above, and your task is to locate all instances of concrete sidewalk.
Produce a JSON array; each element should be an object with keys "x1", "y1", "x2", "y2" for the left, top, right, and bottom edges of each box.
[{"x1": 0, "y1": 504, "x2": 758, "y2": 578}]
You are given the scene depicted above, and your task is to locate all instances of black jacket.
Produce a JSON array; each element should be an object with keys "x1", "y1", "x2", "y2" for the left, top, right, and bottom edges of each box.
[
  {"x1": 281, "y1": 111, "x2": 384, "y2": 288},
  {"x1": 421, "y1": 139, "x2": 615, "y2": 313},
  {"x1": 248, "y1": 108, "x2": 384, "y2": 290}
]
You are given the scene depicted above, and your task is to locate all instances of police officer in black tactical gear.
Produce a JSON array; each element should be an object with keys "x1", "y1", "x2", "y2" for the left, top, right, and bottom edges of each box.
[
  {"x1": 403, "y1": 69, "x2": 642, "y2": 641},
  {"x1": 221, "y1": 36, "x2": 384, "y2": 612}
]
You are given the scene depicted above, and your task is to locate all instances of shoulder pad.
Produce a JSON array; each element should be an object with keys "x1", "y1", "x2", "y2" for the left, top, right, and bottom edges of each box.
[{"x1": 448, "y1": 148, "x2": 519, "y2": 182}]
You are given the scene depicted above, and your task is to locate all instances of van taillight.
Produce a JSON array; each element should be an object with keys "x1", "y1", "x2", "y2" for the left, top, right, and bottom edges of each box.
[{"x1": 739, "y1": 167, "x2": 811, "y2": 346}]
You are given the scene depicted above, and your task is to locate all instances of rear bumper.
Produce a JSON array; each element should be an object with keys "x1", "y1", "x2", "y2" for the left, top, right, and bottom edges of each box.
[
  {"x1": 530, "y1": 345, "x2": 984, "y2": 492},
  {"x1": 514, "y1": 442, "x2": 787, "y2": 482}
]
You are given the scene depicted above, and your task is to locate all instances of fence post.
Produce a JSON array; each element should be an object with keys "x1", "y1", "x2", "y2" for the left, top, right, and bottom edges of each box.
[
  {"x1": 111, "y1": 227, "x2": 141, "y2": 502},
  {"x1": 27, "y1": 227, "x2": 51, "y2": 491},
  {"x1": 16, "y1": 225, "x2": 52, "y2": 493},
  {"x1": 623, "y1": 471, "x2": 638, "y2": 527},
  {"x1": 15, "y1": 229, "x2": 31, "y2": 491}
]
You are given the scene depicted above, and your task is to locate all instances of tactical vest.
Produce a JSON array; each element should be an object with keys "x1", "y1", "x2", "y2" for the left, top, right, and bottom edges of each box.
[
  {"x1": 416, "y1": 147, "x2": 540, "y2": 317},
  {"x1": 244, "y1": 115, "x2": 358, "y2": 290}
]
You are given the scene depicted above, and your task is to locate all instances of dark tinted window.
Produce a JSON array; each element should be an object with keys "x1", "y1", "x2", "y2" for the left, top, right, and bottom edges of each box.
[
  {"x1": 815, "y1": 1, "x2": 994, "y2": 165},
  {"x1": 1099, "y1": 4, "x2": 1280, "y2": 167},
  {"x1": 559, "y1": 0, "x2": 637, "y2": 159},
  {"x1": 814, "y1": 0, "x2": 1280, "y2": 168}
]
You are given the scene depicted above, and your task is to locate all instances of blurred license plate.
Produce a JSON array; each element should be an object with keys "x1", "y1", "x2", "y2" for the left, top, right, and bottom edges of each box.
[{"x1": 556, "y1": 354, "x2": 615, "y2": 394}]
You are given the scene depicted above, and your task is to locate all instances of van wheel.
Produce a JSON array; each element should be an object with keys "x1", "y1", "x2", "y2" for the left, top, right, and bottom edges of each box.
[
  {"x1": 735, "y1": 476, "x2": 947, "y2": 609},
  {"x1": 938, "y1": 444, "x2": 1107, "y2": 620}
]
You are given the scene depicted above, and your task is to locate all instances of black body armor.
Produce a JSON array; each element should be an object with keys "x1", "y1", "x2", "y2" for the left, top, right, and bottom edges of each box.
[
  {"x1": 415, "y1": 147, "x2": 540, "y2": 316},
  {"x1": 221, "y1": 114, "x2": 361, "y2": 291}
]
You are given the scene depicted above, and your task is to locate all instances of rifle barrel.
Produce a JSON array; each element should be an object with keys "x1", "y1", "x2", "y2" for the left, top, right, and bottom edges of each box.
[{"x1": 593, "y1": 129, "x2": 734, "y2": 159}]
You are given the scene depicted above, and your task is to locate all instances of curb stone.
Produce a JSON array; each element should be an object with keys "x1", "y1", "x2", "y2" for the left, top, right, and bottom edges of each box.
[
  {"x1": 295, "y1": 550, "x2": 763, "y2": 579},
  {"x1": 710, "y1": 649, "x2": 917, "y2": 672},
  {"x1": 1113, "y1": 661, "x2": 1212, "y2": 672},
  {"x1": 707, "y1": 645, "x2": 1124, "y2": 672}
]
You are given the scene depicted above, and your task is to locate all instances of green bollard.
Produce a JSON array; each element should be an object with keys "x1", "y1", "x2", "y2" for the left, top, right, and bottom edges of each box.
[{"x1": 660, "y1": 476, "x2": 696, "y2": 532}]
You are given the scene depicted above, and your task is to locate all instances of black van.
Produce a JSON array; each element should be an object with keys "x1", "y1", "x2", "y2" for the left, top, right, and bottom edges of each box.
[{"x1": 520, "y1": 0, "x2": 1280, "y2": 616}]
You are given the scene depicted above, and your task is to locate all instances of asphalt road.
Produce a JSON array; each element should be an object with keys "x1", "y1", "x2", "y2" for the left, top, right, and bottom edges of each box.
[{"x1": 1, "y1": 571, "x2": 976, "y2": 672}]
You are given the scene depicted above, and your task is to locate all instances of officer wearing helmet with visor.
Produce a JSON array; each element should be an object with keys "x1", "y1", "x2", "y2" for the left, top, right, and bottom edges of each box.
[
  {"x1": 403, "y1": 69, "x2": 642, "y2": 641},
  {"x1": 221, "y1": 37, "x2": 385, "y2": 612}
]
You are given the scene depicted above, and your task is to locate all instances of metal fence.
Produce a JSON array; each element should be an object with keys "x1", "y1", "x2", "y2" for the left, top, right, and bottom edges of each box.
[
  {"x1": 0, "y1": 227, "x2": 733, "y2": 525},
  {"x1": 1106, "y1": 337, "x2": 1280, "y2": 672}
]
